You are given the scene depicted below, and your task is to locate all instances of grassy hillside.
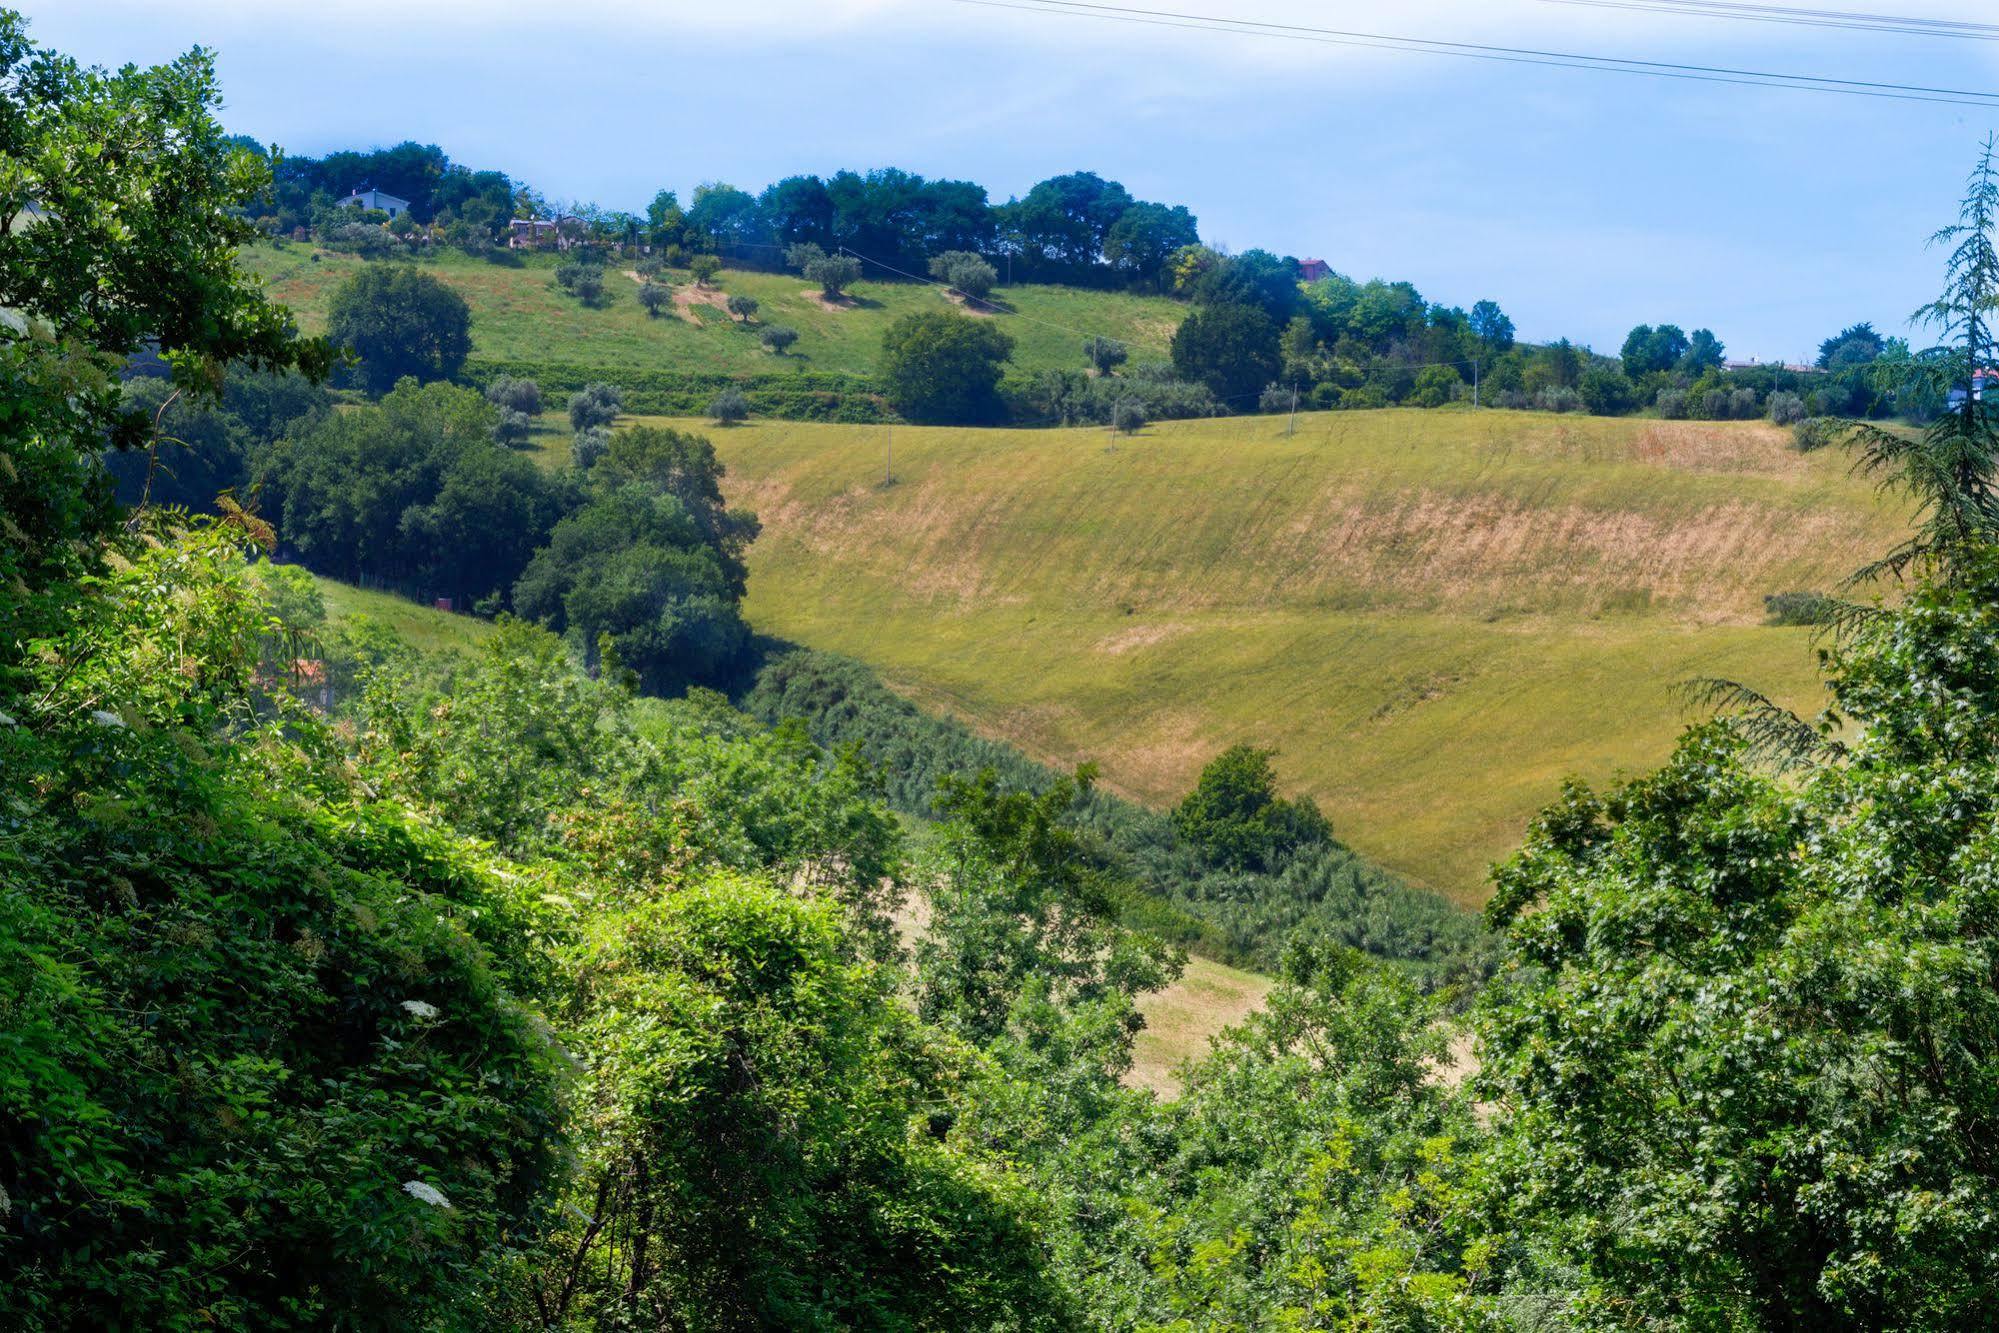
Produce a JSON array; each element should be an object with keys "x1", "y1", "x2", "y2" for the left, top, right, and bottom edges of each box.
[
  {"x1": 241, "y1": 243, "x2": 1182, "y2": 380},
  {"x1": 315, "y1": 577, "x2": 497, "y2": 654},
  {"x1": 675, "y1": 407, "x2": 1912, "y2": 906}
]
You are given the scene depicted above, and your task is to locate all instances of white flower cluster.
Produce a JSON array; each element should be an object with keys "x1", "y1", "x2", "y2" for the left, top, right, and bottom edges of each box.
[
  {"x1": 90, "y1": 710, "x2": 125, "y2": 729},
  {"x1": 400, "y1": 999, "x2": 440, "y2": 1020},
  {"x1": 401, "y1": 1180, "x2": 450, "y2": 1209}
]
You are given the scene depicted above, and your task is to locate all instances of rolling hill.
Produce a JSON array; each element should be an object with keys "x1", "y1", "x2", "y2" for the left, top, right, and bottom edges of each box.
[
  {"x1": 672, "y1": 407, "x2": 1911, "y2": 907},
  {"x1": 240, "y1": 243, "x2": 1183, "y2": 381}
]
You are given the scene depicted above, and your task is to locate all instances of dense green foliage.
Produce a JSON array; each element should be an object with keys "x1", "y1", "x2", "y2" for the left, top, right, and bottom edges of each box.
[
  {"x1": 16, "y1": 15, "x2": 1999, "y2": 1329},
  {"x1": 1, "y1": 529, "x2": 564, "y2": 1328},
  {"x1": 260, "y1": 378, "x2": 564, "y2": 605},
  {"x1": 743, "y1": 650, "x2": 1493, "y2": 984},
  {"x1": 513, "y1": 426, "x2": 758, "y2": 692},
  {"x1": 0, "y1": 12, "x2": 330, "y2": 679},
  {"x1": 879, "y1": 310, "x2": 1016, "y2": 423},
  {"x1": 326, "y1": 265, "x2": 471, "y2": 393},
  {"x1": 1171, "y1": 744, "x2": 1332, "y2": 872},
  {"x1": 1170, "y1": 301, "x2": 1280, "y2": 402},
  {"x1": 253, "y1": 139, "x2": 517, "y2": 241},
  {"x1": 1475, "y1": 566, "x2": 1999, "y2": 1326}
]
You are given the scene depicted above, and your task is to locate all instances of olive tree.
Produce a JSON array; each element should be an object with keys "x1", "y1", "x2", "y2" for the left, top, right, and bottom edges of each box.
[
  {"x1": 710, "y1": 388, "x2": 750, "y2": 425},
  {"x1": 928, "y1": 250, "x2": 997, "y2": 304},
  {"x1": 804, "y1": 254, "x2": 862, "y2": 300},
  {"x1": 568, "y1": 382, "x2": 622, "y2": 432},
  {"x1": 1084, "y1": 336, "x2": 1128, "y2": 376}
]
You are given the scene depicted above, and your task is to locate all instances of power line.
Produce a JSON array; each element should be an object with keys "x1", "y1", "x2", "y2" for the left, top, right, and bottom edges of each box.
[
  {"x1": 1537, "y1": 0, "x2": 1999, "y2": 41},
  {"x1": 945, "y1": 0, "x2": 1999, "y2": 107}
]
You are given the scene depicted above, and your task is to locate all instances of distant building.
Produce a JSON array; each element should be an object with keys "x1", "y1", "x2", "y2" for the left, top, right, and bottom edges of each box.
[
  {"x1": 1297, "y1": 257, "x2": 1332, "y2": 283},
  {"x1": 337, "y1": 188, "x2": 410, "y2": 219},
  {"x1": 507, "y1": 216, "x2": 586, "y2": 250},
  {"x1": 1947, "y1": 370, "x2": 1999, "y2": 410},
  {"x1": 1723, "y1": 357, "x2": 1821, "y2": 375}
]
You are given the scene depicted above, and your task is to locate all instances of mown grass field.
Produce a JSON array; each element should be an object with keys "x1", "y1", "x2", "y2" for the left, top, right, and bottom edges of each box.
[
  {"x1": 661, "y1": 407, "x2": 1912, "y2": 907},
  {"x1": 240, "y1": 243, "x2": 1183, "y2": 378}
]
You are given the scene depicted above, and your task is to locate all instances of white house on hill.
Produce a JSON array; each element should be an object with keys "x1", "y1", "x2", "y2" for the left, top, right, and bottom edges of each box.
[{"x1": 337, "y1": 188, "x2": 410, "y2": 219}]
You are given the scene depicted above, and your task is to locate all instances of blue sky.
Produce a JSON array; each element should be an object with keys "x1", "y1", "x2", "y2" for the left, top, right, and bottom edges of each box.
[{"x1": 29, "y1": 0, "x2": 1999, "y2": 359}]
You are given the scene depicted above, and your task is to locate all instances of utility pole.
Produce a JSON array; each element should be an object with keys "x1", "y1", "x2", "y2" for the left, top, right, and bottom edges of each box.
[
  {"x1": 1107, "y1": 398, "x2": 1121, "y2": 449},
  {"x1": 1471, "y1": 358, "x2": 1480, "y2": 410},
  {"x1": 884, "y1": 421, "x2": 892, "y2": 486},
  {"x1": 1287, "y1": 383, "x2": 1298, "y2": 437}
]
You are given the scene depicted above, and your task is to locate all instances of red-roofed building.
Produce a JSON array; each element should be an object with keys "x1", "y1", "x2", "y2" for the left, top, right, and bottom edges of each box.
[{"x1": 1297, "y1": 257, "x2": 1332, "y2": 284}]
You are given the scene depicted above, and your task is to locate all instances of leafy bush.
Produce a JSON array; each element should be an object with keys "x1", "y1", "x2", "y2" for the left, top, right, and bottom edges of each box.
[
  {"x1": 484, "y1": 373, "x2": 542, "y2": 416},
  {"x1": 571, "y1": 424, "x2": 611, "y2": 469},
  {"x1": 710, "y1": 387, "x2": 749, "y2": 424},
  {"x1": 1172, "y1": 744, "x2": 1331, "y2": 872},
  {"x1": 1409, "y1": 363, "x2": 1462, "y2": 408},
  {"x1": 1084, "y1": 335, "x2": 1128, "y2": 375},
  {"x1": 804, "y1": 253, "x2": 862, "y2": 299},
  {"x1": 725, "y1": 293, "x2": 759, "y2": 322},
  {"x1": 1767, "y1": 389, "x2": 1807, "y2": 424},
  {"x1": 493, "y1": 406, "x2": 533, "y2": 446},
  {"x1": 568, "y1": 381, "x2": 622, "y2": 432},
  {"x1": 1579, "y1": 365, "x2": 1638, "y2": 415},
  {"x1": 0, "y1": 527, "x2": 563, "y2": 1327},
  {"x1": 321, "y1": 220, "x2": 398, "y2": 258},
  {"x1": 689, "y1": 254, "x2": 722, "y2": 286},
  {"x1": 1793, "y1": 415, "x2": 1846, "y2": 451},
  {"x1": 1764, "y1": 589, "x2": 1835, "y2": 625},
  {"x1": 637, "y1": 280, "x2": 673, "y2": 318},
  {"x1": 760, "y1": 324, "x2": 799, "y2": 355},
  {"x1": 1656, "y1": 387, "x2": 1690, "y2": 419},
  {"x1": 928, "y1": 249, "x2": 997, "y2": 303}
]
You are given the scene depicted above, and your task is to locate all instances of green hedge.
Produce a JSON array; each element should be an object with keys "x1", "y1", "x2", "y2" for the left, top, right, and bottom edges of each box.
[{"x1": 463, "y1": 359, "x2": 893, "y2": 422}]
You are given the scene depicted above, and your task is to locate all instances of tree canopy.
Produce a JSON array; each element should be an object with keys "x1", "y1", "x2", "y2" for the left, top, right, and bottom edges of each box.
[
  {"x1": 878, "y1": 310, "x2": 1015, "y2": 424},
  {"x1": 326, "y1": 266, "x2": 471, "y2": 394}
]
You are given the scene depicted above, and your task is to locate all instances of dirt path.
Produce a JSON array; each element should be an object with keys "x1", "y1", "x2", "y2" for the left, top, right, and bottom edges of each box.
[{"x1": 622, "y1": 269, "x2": 732, "y2": 322}]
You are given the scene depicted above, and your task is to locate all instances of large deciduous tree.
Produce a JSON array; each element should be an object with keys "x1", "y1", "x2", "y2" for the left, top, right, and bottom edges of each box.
[
  {"x1": 0, "y1": 9, "x2": 330, "y2": 668},
  {"x1": 326, "y1": 265, "x2": 470, "y2": 394},
  {"x1": 878, "y1": 311, "x2": 1015, "y2": 424},
  {"x1": 1170, "y1": 302, "x2": 1281, "y2": 402}
]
